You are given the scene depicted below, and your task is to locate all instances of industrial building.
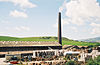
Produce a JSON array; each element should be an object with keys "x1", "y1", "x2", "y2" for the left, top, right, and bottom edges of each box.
[{"x1": 0, "y1": 12, "x2": 62, "y2": 57}]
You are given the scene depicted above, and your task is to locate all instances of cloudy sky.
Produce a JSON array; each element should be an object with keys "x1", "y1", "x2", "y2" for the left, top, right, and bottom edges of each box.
[{"x1": 0, "y1": 0, "x2": 100, "y2": 40}]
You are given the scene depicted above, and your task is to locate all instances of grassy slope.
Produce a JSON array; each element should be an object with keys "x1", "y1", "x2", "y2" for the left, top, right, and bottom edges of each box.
[
  {"x1": 0, "y1": 36, "x2": 100, "y2": 46},
  {"x1": 0, "y1": 36, "x2": 19, "y2": 41}
]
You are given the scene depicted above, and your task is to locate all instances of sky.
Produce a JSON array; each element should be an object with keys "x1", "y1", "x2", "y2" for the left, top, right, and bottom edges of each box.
[{"x1": 0, "y1": 0, "x2": 100, "y2": 40}]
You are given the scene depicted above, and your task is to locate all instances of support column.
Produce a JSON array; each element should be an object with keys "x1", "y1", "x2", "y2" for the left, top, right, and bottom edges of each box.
[{"x1": 33, "y1": 51, "x2": 36, "y2": 58}]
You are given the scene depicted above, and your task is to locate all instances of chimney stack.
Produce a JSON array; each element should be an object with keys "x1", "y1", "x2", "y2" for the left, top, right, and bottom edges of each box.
[{"x1": 58, "y1": 12, "x2": 62, "y2": 45}]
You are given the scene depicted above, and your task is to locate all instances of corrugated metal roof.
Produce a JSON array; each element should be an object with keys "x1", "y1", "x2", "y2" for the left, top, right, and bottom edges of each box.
[{"x1": 0, "y1": 41, "x2": 61, "y2": 47}]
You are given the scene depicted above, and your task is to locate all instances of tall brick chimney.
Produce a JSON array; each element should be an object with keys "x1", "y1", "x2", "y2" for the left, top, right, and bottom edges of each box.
[{"x1": 58, "y1": 12, "x2": 62, "y2": 45}]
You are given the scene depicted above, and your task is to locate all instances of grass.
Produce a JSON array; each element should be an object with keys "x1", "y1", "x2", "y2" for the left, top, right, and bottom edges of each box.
[
  {"x1": 62, "y1": 40, "x2": 99, "y2": 46},
  {"x1": 0, "y1": 36, "x2": 100, "y2": 46}
]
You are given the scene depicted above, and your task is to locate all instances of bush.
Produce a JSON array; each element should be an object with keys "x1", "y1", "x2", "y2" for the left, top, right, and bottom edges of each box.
[
  {"x1": 66, "y1": 61, "x2": 76, "y2": 65},
  {"x1": 86, "y1": 60, "x2": 98, "y2": 65},
  {"x1": 86, "y1": 56, "x2": 100, "y2": 65}
]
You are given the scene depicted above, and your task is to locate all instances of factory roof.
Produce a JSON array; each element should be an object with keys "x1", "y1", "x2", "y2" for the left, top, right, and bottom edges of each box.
[{"x1": 0, "y1": 41, "x2": 61, "y2": 47}]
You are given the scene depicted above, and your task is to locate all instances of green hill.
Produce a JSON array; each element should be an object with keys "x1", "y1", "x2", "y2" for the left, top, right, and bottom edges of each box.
[
  {"x1": 0, "y1": 36, "x2": 19, "y2": 41},
  {"x1": 0, "y1": 36, "x2": 100, "y2": 46}
]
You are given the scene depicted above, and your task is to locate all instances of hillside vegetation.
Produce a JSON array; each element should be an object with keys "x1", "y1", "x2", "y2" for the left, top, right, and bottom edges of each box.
[{"x1": 0, "y1": 36, "x2": 100, "y2": 46}]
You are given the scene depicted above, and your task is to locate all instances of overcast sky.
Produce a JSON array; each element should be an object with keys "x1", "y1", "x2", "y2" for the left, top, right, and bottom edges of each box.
[{"x1": 0, "y1": 0, "x2": 100, "y2": 40}]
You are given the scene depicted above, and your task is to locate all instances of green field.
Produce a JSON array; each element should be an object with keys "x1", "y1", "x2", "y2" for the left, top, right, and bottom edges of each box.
[{"x1": 0, "y1": 36, "x2": 100, "y2": 46}]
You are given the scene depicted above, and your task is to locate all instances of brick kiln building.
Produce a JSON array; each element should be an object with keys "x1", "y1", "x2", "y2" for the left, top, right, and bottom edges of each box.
[{"x1": 0, "y1": 12, "x2": 62, "y2": 57}]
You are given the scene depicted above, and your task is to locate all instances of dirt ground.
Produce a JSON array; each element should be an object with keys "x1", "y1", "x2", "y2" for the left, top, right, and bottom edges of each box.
[{"x1": 0, "y1": 58, "x2": 10, "y2": 65}]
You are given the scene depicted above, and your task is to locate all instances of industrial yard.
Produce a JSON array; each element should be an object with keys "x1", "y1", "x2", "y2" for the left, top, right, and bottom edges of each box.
[{"x1": 0, "y1": 45, "x2": 100, "y2": 65}]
